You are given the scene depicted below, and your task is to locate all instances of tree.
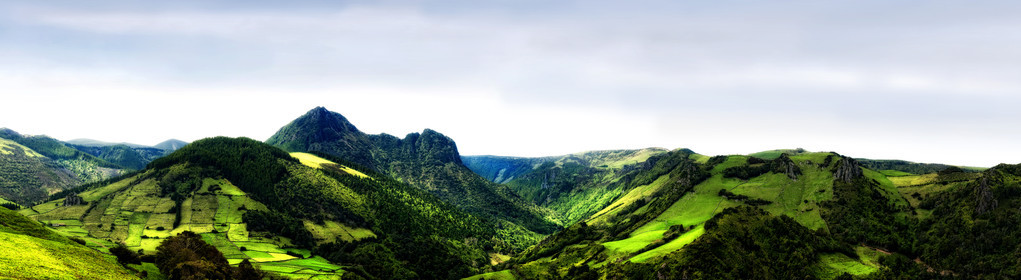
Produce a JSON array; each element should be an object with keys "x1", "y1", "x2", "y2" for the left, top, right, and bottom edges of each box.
[
  {"x1": 109, "y1": 243, "x2": 141, "y2": 265},
  {"x1": 156, "y1": 231, "x2": 240, "y2": 280}
]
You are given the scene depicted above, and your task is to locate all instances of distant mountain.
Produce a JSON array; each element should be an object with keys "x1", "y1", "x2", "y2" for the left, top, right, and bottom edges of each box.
[
  {"x1": 66, "y1": 138, "x2": 189, "y2": 169},
  {"x1": 0, "y1": 128, "x2": 125, "y2": 205},
  {"x1": 462, "y1": 155, "x2": 554, "y2": 184},
  {"x1": 27, "y1": 136, "x2": 508, "y2": 279},
  {"x1": 154, "y1": 139, "x2": 188, "y2": 151},
  {"x1": 267, "y1": 107, "x2": 561, "y2": 239},
  {"x1": 65, "y1": 138, "x2": 149, "y2": 148},
  {"x1": 67, "y1": 144, "x2": 167, "y2": 170}
]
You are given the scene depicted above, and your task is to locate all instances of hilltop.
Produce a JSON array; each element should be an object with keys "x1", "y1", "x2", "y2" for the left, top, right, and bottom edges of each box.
[
  {"x1": 267, "y1": 107, "x2": 561, "y2": 238},
  {"x1": 20, "y1": 136, "x2": 517, "y2": 279}
]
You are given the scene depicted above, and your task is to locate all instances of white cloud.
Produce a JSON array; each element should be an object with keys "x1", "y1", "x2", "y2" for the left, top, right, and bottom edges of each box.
[{"x1": 2, "y1": 1, "x2": 1021, "y2": 167}]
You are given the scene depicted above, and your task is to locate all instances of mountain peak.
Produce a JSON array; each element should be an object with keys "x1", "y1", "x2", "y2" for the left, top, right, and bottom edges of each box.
[
  {"x1": 266, "y1": 107, "x2": 376, "y2": 167},
  {"x1": 154, "y1": 139, "x2": 189, "y2": 151},
  {"x1": 300, "y1": 106, "x2": 360, "y2": 134}
]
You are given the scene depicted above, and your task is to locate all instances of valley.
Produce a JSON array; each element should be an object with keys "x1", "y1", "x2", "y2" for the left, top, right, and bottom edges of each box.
[{"x1": 2, "y1": 107, "x2": 1019, "y2": 279}]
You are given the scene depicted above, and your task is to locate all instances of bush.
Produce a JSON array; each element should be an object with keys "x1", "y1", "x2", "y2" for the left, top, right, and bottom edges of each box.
[
  {"x1": 69, "y1": 236, "x2": 87, "y2": 245},
  {"x1": 109, "y1": 243, "x2": 141, "y2": 265},
  {"x1": 156, "y1": 231, "x2": 268, "y2": 280}
]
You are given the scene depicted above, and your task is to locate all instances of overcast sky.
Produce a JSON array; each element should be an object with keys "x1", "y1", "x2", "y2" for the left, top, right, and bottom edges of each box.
[{"x1": 1, "y1": 1, "x2": 1020, "y2": 167}]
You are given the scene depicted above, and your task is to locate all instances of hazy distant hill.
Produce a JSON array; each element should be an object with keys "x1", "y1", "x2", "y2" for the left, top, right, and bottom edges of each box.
[
  {"x1": 66, "y1": 138, "x2": 149, "y2": 148},
  {"x1": 153, "y1": 139, "x2": 188, "y2": 152},
  {"x1": 66, "y1": 138, "x2": 188, "y2": 170}
]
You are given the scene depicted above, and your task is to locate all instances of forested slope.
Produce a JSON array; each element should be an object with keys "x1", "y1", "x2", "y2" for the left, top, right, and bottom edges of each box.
[
  {"x1": 22, "y1": 137, "x2": 521, "y2": 279},
  {"x1": 267, "y1": 107, "x2": 561, "y2": 238}
]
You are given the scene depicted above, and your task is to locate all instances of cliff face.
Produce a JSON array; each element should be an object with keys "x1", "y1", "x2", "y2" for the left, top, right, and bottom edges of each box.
[
  {"x1": 773, "y1": 153, "x2": 802, "y2": 180},
  {"x1": 974, "y1": 176, "x2": 998, "y2": 215},
  {"x1": 833, "y1": 156, "x2": 864, "y2": 183}
]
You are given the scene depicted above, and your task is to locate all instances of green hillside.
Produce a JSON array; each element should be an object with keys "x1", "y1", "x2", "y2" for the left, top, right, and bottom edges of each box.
[
  {"x1": 68, "y1": 144, "x2": 170, "y2": 170},
  {"x1": 469, "y1": 149, "x2": 1000, "y2": 279},
  {"x1": 462, "y1": 155, "x2": 555, "y2": 184},
  {"x1": 23, "y1": 137, "x2": 514, "y2": 279},
  {"x1": 0, "y1": 206, "x2": 136, "y2": 280},
  {"x1": 856, "y1": 158, "x2": 984, "y2": 175},
  {"x1": 2, "y1": 129, "x2": 127, "y2": 205},
  {"x1": 267, "y1": 107, "x2": 561, "y2": 238},
  {"x1": 465, "y1": 148, "x2": 670, "y2": 224}
]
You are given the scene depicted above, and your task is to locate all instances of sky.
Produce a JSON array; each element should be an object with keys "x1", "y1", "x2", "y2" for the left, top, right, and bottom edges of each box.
[{"x1": 1, "y1": 1, "x2": 1020, "y2": 167}]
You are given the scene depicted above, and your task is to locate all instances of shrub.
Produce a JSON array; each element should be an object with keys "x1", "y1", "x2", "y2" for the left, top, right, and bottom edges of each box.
[{"x1": 110, "y1": 243, "x2": 141, "y2": 265}]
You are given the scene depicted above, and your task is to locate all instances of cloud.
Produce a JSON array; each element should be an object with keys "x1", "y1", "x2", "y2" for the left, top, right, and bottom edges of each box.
[{"x1": 2, "y1": 1, "x2": 1021, "y2": 166}]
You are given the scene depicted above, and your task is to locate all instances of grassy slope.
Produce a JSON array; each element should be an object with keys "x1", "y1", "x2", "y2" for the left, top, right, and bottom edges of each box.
[
  {"x1": 1, "y1": 136, "x2": 77, "y2": 204},
  {"x1": 1, "y1": 132, "x2": 126, "y2": 205},
  {"x1": 20, "y1": 139, "x2": 506, "y2": 280},
  {"x1": 0, "y1": 207, "x2": 136, "y2": 280},
  {"x1": 25, "y1": 166, "x2": 346, "y2": 279},
  {"x1": 488, "y1": 150, "x2": 906, "y2": 279},
  {"x1": 492, "y1": 148, "x2": 669, "y2": 224}
]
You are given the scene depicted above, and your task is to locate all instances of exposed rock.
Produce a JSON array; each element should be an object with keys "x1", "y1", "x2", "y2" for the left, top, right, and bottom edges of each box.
[
  {"x1": 833, "y1": 156, "x2": 864, "y2": 183},
  {"x1": 974, "y1": 176, "x2": 997, "y2": 215},
  {"x1": 771, "y1": 153, "x2": 801, "y2": 180}
]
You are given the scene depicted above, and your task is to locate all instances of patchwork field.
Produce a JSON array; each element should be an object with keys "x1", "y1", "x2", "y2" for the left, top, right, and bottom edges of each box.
[{"x1": 23, "y1": 169, "x2": 349, "y2": 279}]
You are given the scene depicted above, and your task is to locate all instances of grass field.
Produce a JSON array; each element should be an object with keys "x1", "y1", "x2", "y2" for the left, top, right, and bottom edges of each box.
[
  {"x1": 303, "y1": 220, "x2": 375, "y2": 244},
  {"x1": 630, "y1": 224, "x2": 705, "y2": 263},
  {"x1": 587, "y1": 174, "x2": 672, "y2": 225},
  {"x1": 80, "y1": 176, "x2": 140, "y2": 202},
  {"x1": 812, "y1": 247, "x2": 885, "y2": 279},
  {"x1": 0, "y1": 231, "x2": 136, "y2": 280},
  {"x1": 291, "y1": 152, "x2": 368, "y2": 178},
  {"x1": 0, "y1": 138, "x2": 43, "y2": 157},
  {"x1": 598, "y1": 153, "x2": 847, "y2": 262},
  {"x1": 879, "y1": 169, "x2": 914, "y2": 177},
  {"x1": 462, "y1": 269, "x2": 516, "y2": 280}
]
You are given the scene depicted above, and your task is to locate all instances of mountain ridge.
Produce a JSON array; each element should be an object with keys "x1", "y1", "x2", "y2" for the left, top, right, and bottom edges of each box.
[{"x1": 267, "y1": 107, "x2": 561, "y2": 237}]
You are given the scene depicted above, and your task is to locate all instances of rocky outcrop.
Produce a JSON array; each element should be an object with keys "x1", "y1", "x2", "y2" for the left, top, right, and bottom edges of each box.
[
  {"x1": 833, "y1": 156, "x2": 864, "y2": 183},
  {"x1": 974, "y1": 177, "x2": 997, "y2": 215},
  {"x1": 771, "y1": 153, "x2": 801, "y2": 180}
]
